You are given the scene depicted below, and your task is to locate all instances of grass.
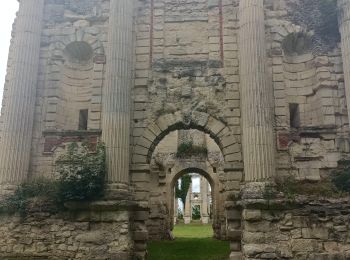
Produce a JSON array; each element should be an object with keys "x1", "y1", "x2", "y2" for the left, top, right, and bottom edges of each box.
[{"x1": 147, "y1": 223, "x2": 230, "y2": 260}]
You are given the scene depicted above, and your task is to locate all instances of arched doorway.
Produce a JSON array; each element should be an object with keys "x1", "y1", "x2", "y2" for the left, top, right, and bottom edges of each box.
[
  {"x1": 145, "y1": 128, "x2": 227, "y2": 240},
  {"x1": 169, "y1": 167, "x2": 221, "y2": 238}
]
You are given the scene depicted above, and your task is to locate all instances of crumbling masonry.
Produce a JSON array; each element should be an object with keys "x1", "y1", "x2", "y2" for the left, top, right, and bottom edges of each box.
[{"x1": 0, "y1": 0, "x2": 349, "y2": 259}]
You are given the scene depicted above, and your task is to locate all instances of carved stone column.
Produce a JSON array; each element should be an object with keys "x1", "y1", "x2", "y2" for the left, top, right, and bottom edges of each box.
[
  {"x1": 102, "y1": 0, "x2": 134, "y2": 187},
  {"x1": 184, "y1": 183, "x2": 192, "y2": 224},
  {"x1": 0, "y1": 0, "x2": 44, "y2": 185},
  {"x1": 338, "y1": 0, "x2": 350, "y2": 125},
  {"x1": 239, "y1": 0, "x2": 276, "y2": 181},
  {"x1": 200, "y1": 177, "x2": 209, "y2": 224}
]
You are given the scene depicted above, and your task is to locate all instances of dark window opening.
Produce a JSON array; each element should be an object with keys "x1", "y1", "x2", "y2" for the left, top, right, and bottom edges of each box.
[
  {"x1": 79, "y1": 109, "x2": 88, "y2": 130},
  {"x1": 289, "y1": 103, "x2": 300, "y2": 129},
  {"x1": 213, "y1": 167, "x2": 217, "y2": 173}
]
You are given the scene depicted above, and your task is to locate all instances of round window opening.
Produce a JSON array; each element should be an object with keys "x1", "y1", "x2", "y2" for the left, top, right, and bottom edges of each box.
[
  {"x1": 64, "y1": 41, "x2": 93, "y2": 64},
  {"x1": 282, "y1": 32, "x2": 312, "y2": 56}
]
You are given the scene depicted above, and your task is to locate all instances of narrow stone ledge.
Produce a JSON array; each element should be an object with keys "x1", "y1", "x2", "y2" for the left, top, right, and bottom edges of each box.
[{"x1": 65, "y1": 200, "x2": 138, "y2": 212}]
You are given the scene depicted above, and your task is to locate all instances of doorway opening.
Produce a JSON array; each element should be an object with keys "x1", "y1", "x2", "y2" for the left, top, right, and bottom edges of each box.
[{"x1": 147, "y1": 128, "x2": 229, "y2": 259}]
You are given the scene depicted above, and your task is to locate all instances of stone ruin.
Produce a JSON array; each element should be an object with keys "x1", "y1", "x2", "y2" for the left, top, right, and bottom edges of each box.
[{"x1": 0, "y1": 0, "x2": 349, "y2": 259}]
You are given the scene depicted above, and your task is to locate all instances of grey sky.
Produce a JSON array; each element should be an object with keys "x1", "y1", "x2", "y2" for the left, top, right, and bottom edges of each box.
[{"x1": 0, "y1": 2, "x2": 19, "y2": 106}]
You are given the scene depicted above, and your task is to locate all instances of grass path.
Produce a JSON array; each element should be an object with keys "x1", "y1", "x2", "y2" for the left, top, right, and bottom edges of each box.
[{"x1": 147, "y1": 224, "x2": 230, "y2": 260}]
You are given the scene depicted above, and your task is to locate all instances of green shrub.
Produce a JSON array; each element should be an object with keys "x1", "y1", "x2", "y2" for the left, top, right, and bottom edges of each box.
[
  {"x1": 56, "y1": 142, "x2": 106, "y2": 202},
  {"x1": 177, "y1": 208, "x2": 184, "y2": 220},
  {"x1": 0, "y1": 178, "x2": 59, "y2": 215},
  {"x1": 332, "y1": 160, "x2": 350, "y2": 193},
  {"x1": 0, "y1": 142, "x2": 106, "y2": 215},
  {"x1": 176, "y1": 141, "x2": 208, "y2": 158},
  {"x1": 274, "y1": 175, "x2": 345, "y2": 199},
  {"x1": 192, "y1": 205, "x2": 201, "y2": 220}
]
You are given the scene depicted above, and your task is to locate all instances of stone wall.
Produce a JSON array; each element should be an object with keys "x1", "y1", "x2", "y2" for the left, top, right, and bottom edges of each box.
[
  {"x1": 0, "y1": 200, "x2": 148, "y2": 260},
  {"x1": 20, "y1": 0, "x2": 347, "y2": 193},
  {"x1": 29, "y1": 0, "x2": 108, "y2": 179},
  {"x1": 265, "y1": 0, "x2": 349, "y2": 182},
  {"x1": 239, "y1": 197, "x2": 350, "y2": 259}
]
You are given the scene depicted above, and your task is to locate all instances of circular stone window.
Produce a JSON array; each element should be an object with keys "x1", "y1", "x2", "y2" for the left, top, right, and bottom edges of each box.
[
  {"x1": 64, "y1": 41, "x2": 93, "y2": 64},
  {"x1": 282, "y1": 32, "x2": 312, "y2": 56}
]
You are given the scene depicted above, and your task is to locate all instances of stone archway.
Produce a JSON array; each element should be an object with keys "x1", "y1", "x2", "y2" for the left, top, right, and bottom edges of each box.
[
  {"x1": 131, "y1": 113, "x2": 242, "y2": 241},
  {"x1": 132, "y1": 112, "x2": 241, "y2": 165},
  {"x1": 168, "y1": 166, "x2": 223, "y2": 239}
]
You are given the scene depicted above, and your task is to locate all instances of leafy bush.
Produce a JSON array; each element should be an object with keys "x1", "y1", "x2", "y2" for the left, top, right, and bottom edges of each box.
[
  {"x1": 0, "y1": 142, "x2": 106, "y2": 215},
  {"x1": 332, "y1": 160, "x2": 350, "y2": 193},
  {"x1": 274, "y1": 175, "x2": 345, "y2": 200},
  {"x1": 177, "y1": 208, "x2": 184, "y2": 220},
  {"x1": 176, "y1": 141, "x2": 208, "y2": 158},
  {"x1": 288, "y1": 0, "x2": 340, "y2": 54},
  {"x1": 192, "y1": 205, "x2": 201, "y2": 220},
  {"x1": 56, "y1": 142, "x2": 106, "y2": 202},
  {"x1": 0, "y1": 178, "x2": 59, "y2": 215}
]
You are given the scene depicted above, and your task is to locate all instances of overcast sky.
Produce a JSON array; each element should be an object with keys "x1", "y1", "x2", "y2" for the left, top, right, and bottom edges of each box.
[{"x1": 0, "y1": 2, "x2": 19, "y2": 106}]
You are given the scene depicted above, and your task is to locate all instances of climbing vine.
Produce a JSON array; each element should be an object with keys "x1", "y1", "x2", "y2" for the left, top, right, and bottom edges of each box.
[
  {"x1": 287, "y1": 0, "x2": 340, "y2": 54},
  {"x1": 55, "y1": 142, "x2": 106, "y2": 202},
  {"x1": 0, "y1": 142, "x2": 106, "y2": 216},
  {"x1": 176, "y1": 141, "x2": 208, "y2": 158}
]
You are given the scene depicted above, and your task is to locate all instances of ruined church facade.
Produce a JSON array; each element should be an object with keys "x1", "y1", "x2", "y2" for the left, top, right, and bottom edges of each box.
[{"x1": 0, "y1": 0, "x2": 350, "y2": 259}]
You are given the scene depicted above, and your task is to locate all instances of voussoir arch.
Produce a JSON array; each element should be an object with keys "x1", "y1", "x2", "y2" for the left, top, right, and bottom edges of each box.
[
  {"x1": 132, "y1": 112, "x2": 241, "y2": 164},
  {"x1": 49, "y1": 28, "x2": 105, "y2": 61}
]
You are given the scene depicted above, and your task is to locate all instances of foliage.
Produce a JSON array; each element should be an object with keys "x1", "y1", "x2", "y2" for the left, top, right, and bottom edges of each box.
[
  {"x1": 288, "y1": 0, "x2": 340, "y2": 54},
  {"x1": 176, "y1": 141, "x2": 208, "y2": 158},
  {"x1": 0, "y1": 142, "x2": 106, "y2": 215},
  {"x1": 263, "y1": 182, "x2": 278, "y2": 201},
  {"x1": 0, "y1": 178, "x2": 59, "y2": 216},
  {"x1": 175, "y1": 174, "x2": 192, "y2": 209},
  {"x1": 282, "y1": 32, "x2": 312, "y2": 55},
  {"x1": 317, "y1": 0, "x2": 340, "y2": 44},
  {"x1": 55, "y1": 142, "x2": 106, "y2": 202},
  {"x1": 192, "y1": 205, "x2": 201, "y2": 220},
  {"x1": 177, "y1": 208, "x2": 184, "y2": 220},
  {"x1": 274, "y1": 175, "x2": 346, "y2": 200},
  {"x1": 332, "y1": 160, "x2": 350, "y2": 193}
]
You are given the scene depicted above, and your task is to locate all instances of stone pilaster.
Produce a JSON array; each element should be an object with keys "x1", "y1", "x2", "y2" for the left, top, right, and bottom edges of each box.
[
  {"x1": 102, "y1": 0, "x2": 134, "y2": 186},
  {"x1": 0, "y1": 0, "x2": 44, "y2": 185},
  {"x1": 338, "y1": 0, "x2": 350, "y2": 125},
  {"x1": 239, "y1": 0, "x2": 275, "y2": 181}
]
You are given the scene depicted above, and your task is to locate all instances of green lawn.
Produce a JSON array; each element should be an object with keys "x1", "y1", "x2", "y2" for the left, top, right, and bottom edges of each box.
[{"x1": 147, "y1": 224, "x2": 230, "y2": 260}]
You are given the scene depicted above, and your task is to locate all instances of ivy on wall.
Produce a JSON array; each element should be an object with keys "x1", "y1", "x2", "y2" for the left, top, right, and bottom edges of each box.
[
  {"x1": 176, "y1": 141, "x2": 208, "y2": 158},
  {"x1": 0, "y1": 142, "x2": 106, "y2": 216},
  {"x1": 287, "y1": 0, "x2": 340, "y2": 54}
]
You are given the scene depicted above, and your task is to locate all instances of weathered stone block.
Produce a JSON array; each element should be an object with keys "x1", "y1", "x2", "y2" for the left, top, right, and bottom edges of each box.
[
  {"x1": 243, "y1": 209, "x2": 262, "y2": 221},
  {"x1": 227, "y1": 230, "x2": 241, "y2": 241},
  {"x1": 133, "y1": 231, "x2": 148, "y2": 241},
  {"x1": 226, "y1": 209, "x2": 241, "y2": 220}
]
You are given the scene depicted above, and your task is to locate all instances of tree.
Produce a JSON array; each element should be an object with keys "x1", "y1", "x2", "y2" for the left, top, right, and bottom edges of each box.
[{"x1": 175, "y1": 174, "x2": 192, "y2": 209}]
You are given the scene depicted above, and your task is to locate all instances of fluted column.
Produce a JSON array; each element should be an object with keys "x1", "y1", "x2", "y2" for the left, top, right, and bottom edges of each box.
[
  {"x1": 184, "y1": 184, "x2": 192, "y2": 224},
  {"x1": 0, "y1": 0, "x2": 44, "y2": 185},
  {"x1": 200, "y1": 177, "x2": 209, "y2": 224},
  {"x1": 239, "y1": 0, "x2": 275, "y2": 181},
  {"x1": 338, "y1": 0, "x2": 350, "y2": 125},
  {"x1": 102, "y1": 0, "x2": 134, "y2": 186}
]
